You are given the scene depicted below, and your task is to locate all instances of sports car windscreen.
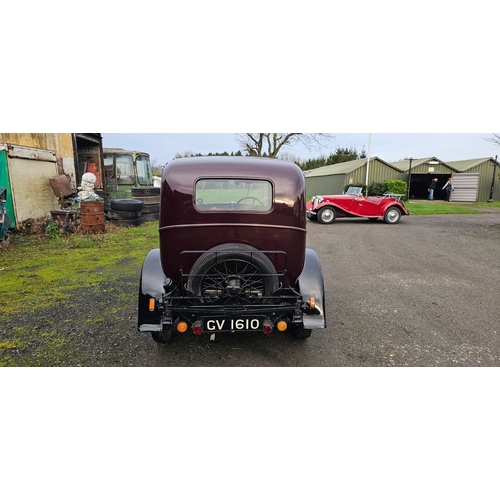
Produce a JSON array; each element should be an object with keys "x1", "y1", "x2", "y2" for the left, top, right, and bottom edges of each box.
[{"x1": 195, "y1": 178, "x2": 273, "y2": 212}]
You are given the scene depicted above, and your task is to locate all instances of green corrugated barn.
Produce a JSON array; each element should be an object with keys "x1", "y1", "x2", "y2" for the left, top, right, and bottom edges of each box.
[
  {"x1": 445, "y1": 158, "x2": 500, "y2": 202},
  {"x1": 304, "y1": 156, "x2": 404, "y2": 197},
  {"x1": 390, "y1": 157, "x2": 459, "y2": 201}
]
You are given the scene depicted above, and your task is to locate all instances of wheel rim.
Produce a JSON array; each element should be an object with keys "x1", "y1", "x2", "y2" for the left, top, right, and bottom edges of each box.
[
  {"x1": 199, "y1": 260, "x2": 266, "y2": 304},
  {"x1": 386, "y1": 208, "x2": 400, "y2": 223},
  {"x1": 321, "y1": 208, "x2": 335, "y2": 223}
]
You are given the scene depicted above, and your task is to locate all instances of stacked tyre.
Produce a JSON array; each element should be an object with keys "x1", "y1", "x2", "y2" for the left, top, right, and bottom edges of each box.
[
  {"x1": 106, "y1": 198, "x2": 145, "y2": 226},
  {"x1": 131, "y1": 186, "x2": 160, "y2": 221}
]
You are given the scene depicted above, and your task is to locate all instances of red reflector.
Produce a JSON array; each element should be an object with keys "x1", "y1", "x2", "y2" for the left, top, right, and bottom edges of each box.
[
  {"x1": 192, "y1": 321, "x2": 202, "y2": 335},
  {"x1": 263, "y1": 320, "x2": 273, "y2": 335}
]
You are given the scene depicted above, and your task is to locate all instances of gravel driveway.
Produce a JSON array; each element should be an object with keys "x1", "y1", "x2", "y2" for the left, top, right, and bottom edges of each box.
[{"x1": 2, "y1": 209, "x2": 500, "y2": 366}]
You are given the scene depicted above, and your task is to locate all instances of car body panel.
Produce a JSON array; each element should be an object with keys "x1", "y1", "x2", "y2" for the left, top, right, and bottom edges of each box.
[
  {"x1": 306, "y1": 189, "x2": 410, "y2": 222},
  {"x1": 160, "y1": 156, "x2": 307, "y2": 284},
  {"x1": 138, "y1": 156, "x2": 326, "y2": 339}
]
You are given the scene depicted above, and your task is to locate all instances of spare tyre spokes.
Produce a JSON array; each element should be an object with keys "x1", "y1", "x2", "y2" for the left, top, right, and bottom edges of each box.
[{"x1": 200, "y1": 260, "x2": 266, "y2": 304}]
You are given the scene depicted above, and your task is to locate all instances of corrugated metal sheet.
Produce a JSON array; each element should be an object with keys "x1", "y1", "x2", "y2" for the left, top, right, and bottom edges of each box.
[
  {"x1": 6, "y1": 144, "x2": 57, "y2": 162},
  {"x1": 8, "y1": 157, "x2": 59, "y2": 225},
  {"x1": 391, "y1": 157, "x2": 459, "y2": 175},
  {"x1": 446, "y1": 158, "x2": 498, "y2": 202},
  {"x1": 450, "y1": 173, "x2": 480, "y2": 202},
  {"x1": 305, "y1": 157, "x2": 404, "y2": 197},
  {"x1": 305, "y1": 174, "x2": 346, "y2": 197}
]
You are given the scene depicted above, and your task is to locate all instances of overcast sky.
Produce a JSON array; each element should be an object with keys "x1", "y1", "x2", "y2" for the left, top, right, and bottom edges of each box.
[{"x1": 101, "y1": 133, "x2": 499, "y2": 166}]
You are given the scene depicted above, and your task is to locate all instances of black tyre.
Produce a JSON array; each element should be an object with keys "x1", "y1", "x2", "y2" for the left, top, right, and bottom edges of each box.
[
  {"x1": 131, "y1": 186, "x2": 160, "y2": 197},
  {"x1": 384, "y1": 207, "x2": 401, "y2": 224},
  {"x1": 141, "y1": 203, "x2": 160, "y2": 214},
  {"x1": 109, "y1": 216, "x2": 145, "y2": 227},
  {"x1": 107, "y1": 209, "x2": 142, "y2": 220},
  {"x1": 318, "y1": 206, "x2": 336, "y2": 224},
  {"x1": 292, "y1": 325, "x2": 312, "y2": 339},
  {"x1": 151, "y1": 325, "x2": 174, "y2": 343},
  {"x1": 131, "y1": 195, "x2": 161, "y2": 205},
  {"x1": 187, "y1": 243, "x2": 279, "y2": 304},
  {"x1": 110, "y1": 198, "x2": 144, "y2": 212}
]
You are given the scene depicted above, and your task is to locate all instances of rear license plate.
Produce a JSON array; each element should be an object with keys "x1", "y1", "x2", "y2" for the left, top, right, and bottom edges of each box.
[{"x1": 204, "y1": 318, "x2": 262, "y2": 332}]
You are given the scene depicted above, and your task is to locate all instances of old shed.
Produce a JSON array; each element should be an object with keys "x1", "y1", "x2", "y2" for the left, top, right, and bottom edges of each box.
[
  {"x1": 445, "y1": 157, "x2": 500, "y2": 202},
  {"x1": 304, "y1": 156, "x2": 404, "y2": 197},
  {"x1": 390, "y1": 157, "x2": 459, "y2": 201}
]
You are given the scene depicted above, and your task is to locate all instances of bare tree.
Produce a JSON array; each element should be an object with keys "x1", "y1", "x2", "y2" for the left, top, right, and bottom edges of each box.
[
  {"x1": 485, "y1": 134, "x2": 500, "y2": 147},
  {"x1": 236, "y1": 133, "x2": 335, "y2": 158}
]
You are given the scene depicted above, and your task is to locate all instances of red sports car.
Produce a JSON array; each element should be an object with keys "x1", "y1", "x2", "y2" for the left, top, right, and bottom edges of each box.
[{"x1": 306, "y1": 187, "x2": 410, "y2": 224}]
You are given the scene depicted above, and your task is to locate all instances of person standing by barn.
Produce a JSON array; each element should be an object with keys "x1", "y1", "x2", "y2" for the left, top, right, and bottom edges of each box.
[
  {"x1": 442, "y1": 177, "x2": 454, "y2": 202},
  {"x1": 428, "y1": 178, "x2": 438, "y2": 200}
]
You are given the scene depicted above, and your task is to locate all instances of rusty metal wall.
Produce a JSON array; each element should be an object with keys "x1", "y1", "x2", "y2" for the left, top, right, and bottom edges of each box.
[
  {"x1": 0, "y1": 133, "x2": 74, "y2": 159},
  {"x1": 0, "y1": 133, "x2": 78, "y2": 189}
]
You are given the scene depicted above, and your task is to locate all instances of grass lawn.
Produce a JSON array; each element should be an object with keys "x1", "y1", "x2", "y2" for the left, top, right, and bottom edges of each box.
[
  {"x1": 404, "y1": 201, "x2": 483, "y2": 215},
  {"x1": 0, "y1": 222, "x2": 159, "y2": 315}
]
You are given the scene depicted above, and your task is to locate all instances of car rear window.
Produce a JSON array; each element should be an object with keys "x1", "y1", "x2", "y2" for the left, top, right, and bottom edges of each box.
[{"x1": 195, "y1": 178, "x2": 273, "y2": 212}]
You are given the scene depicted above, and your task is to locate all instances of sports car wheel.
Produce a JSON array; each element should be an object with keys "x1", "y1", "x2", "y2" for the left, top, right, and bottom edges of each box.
[
  {"x1": 187, "y1": 243, "x2": 279, "y2": 304},
  {"x1": 384, "y1": 207, "x2": 401, "y2": 224},
  {"x1": 318, "y1": 206, "x2": 336, "y2": 224}
]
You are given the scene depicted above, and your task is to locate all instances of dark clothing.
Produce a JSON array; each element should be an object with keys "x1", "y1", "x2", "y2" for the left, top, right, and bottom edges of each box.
[
  {"x1": 428, "y1": 180, "x2": 437, "y2": 200},
  {"x1": 443, "y1": 181, "x2": 453, "y2": 202}
]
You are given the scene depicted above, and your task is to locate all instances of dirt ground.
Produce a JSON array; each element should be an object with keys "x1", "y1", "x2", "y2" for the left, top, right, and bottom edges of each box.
[{"x1": 2, "y1": 208, "x2": 500, "y2": 366}]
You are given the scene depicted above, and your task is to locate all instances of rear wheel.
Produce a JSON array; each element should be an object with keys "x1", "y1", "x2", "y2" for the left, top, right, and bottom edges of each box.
[
  {"x1": 318, "y1": 206, "x2": 336, "y2": 224},
  {"x1": 384, "y1": 207, "x2": 401, "y2": 224},
  {"x1": 151, "y1": 325, "x2": 174, "y2": 343},
  {"x1": 292, "y1": 325, "x2": 312, "y2": 339}
]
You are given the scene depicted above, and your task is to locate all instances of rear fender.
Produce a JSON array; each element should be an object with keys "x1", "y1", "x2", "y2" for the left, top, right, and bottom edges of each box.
[
  {"x1": 297, "y1": 248, "x2": 326, "y2": 329},
  {"x1": 138, "y1": 248, "x2": 166, "y2": 332}
]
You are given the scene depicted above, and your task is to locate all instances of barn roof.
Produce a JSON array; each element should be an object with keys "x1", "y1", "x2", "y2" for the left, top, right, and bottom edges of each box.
[
  {"x1": 390, "y1": 157, "x2": 457, "y2": 171},
  {"x1": 445, "y1": 157, "x2": 496, "y2": 171}
]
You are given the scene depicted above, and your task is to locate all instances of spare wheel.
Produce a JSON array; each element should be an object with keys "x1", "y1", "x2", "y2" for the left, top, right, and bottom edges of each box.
[{"x1": 187, "y1": 244, "x2": 279, "y2": 303}]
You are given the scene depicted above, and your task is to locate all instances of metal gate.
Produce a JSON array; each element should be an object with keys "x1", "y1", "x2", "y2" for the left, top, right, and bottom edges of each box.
[{"x1": 450, "y1": 173, "x2": 480, "y2": 202}]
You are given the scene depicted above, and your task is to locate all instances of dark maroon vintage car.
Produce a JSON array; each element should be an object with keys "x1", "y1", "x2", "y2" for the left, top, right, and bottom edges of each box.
[
  {"x1": 306, "y1": 187, "x2": 410, "y2": 224},
  {"x1": 138, "y1": 156, "x2": 326, "y2": 343}
]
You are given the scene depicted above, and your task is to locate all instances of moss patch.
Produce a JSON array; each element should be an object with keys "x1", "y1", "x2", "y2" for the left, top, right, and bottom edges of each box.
[{"x1": 0, "y1": 222, "x2": 159, "y2": 315}]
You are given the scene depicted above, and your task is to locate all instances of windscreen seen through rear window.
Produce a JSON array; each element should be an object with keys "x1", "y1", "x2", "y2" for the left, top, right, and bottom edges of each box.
[{"x1": 195, "y1": 179, "x2": 272, "y2": 211}]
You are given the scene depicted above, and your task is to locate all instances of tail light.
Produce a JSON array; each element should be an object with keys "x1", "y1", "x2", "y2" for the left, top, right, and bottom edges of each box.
[
  {"x1": 192, "y1": 321, "x2": 202, "y2": 335},
  {"x1": 263, "y1": 319, "x2": 273, "y2": 334}
]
